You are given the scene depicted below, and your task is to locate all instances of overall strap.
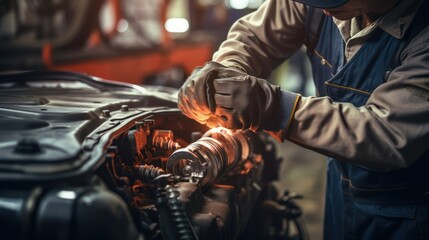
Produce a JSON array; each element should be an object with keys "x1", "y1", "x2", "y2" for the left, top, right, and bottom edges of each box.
[{"x1": 304, "y1": 6, "x2": 325, "y2": 54}]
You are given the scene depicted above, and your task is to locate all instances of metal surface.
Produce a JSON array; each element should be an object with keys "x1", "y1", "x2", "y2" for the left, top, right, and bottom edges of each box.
[
  {"x1": 166, "y1": 128, "x2": 249, "y2": 186},
  {"x1": 0, "y1": 71, "x2": 177, "y2": 181}
]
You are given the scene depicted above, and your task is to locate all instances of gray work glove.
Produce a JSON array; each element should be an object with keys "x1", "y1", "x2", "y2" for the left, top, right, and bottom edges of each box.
[
  {"x1": 212, "y1": 71, "x2": 280, "y2": 132},
  {"x1": 178, "y1": 61, "x2": 280, "y2": 132},
  {"x1": 178, "y1": 61, "x2": 243, "y2": 126}
]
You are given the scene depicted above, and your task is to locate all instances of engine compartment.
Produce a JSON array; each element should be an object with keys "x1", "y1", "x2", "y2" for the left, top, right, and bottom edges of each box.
[
  {"x1": 101, "y1": 113, "x2": 276, "y2": 240},
  {"x1": 0, "y1": 71, "x2": 303, "y2": 240}
]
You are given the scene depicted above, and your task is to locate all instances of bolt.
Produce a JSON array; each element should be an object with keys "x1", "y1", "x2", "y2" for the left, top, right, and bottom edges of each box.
[
  {"x1": 182, "y1": 165, "x2": 193, "y2": 177},
  {"x1": 121, "y1": 105, "x2": 129, "y2": 112},
  {"x1": 102, "y1": 110, "x2": 111, "y2": 118}
]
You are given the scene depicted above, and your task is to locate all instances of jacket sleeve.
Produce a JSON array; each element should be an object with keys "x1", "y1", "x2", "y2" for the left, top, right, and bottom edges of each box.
[
  {"x1": 270, "y1": 26, "x2": 429, "y2": 171},
  {"x1": 212, "y1": 0, "x2": 307, "y2": 78}
]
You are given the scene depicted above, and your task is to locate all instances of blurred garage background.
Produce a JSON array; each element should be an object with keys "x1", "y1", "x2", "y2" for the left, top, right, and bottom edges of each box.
[{"x1": 0, "y1": 0, "x2": 326, "y2": 239}]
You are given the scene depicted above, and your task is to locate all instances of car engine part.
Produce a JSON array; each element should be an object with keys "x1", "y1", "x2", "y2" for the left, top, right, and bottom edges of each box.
[
  {"x1": 167, "y1": 127, "x2": 250, "y2": 187},
  {"x1": 0, "y1": 71, "x2": 307, "y2": 240}
]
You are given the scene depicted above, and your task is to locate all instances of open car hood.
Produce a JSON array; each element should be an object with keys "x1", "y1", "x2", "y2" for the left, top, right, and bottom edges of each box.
[{"x1": 0, "y1": 71, "x2": 179, "y2": 181}]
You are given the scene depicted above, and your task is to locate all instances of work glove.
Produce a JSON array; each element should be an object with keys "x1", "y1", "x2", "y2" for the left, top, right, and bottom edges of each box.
[
  {"x1": 178, "y1": 61, "x2": 280, "y2": 132},
  {"x1": 178, "y1": 61, "x2": 244, "y2": 127},
  {"x1": 211, "y1": 71, "x2": 280, "y2": 131}
]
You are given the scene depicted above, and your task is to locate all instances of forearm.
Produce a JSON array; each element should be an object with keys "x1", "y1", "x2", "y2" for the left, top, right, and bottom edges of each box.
[
  {"x1": 212, "y1": 0, "x2": 307, "y2": 78},
  {"x1": 273, "y1": 84, "x2": 429, "y2": 171}
]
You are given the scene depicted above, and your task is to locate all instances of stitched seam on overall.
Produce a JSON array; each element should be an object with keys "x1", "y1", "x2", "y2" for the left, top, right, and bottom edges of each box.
[
  {"x1": 324, "y1": 82, "x2": 372, "y2": 95},
  {"x1": 314, "y1": 49, "x2": 334, "y2": 68}
]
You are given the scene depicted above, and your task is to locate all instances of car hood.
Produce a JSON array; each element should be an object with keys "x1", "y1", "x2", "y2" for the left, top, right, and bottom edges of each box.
[{"x1": 0, "y1": 71, "x2": 180, "y2": 182}]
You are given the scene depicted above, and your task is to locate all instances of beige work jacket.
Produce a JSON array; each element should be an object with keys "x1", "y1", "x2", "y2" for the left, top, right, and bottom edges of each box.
[{"x1": 212, "y1": 0, "x2": 429, "y2": 170}]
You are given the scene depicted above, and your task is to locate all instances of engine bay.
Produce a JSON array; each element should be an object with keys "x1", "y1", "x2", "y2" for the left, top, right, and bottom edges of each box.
[
  {"x1": 102, "y1": 114, "x2": 275, "y2": 239},
  {"x1": 0, "y1": 71, "x2": 305, "y2": 240}
]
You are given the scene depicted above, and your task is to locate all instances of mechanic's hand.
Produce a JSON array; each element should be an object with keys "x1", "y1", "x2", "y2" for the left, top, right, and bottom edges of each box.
[
  {"x1": 211, "y1": 74, "x2": 280, "y2": 132},
  {"x1": 178, "y1": 61, "x2": 243, "y2": 126}
]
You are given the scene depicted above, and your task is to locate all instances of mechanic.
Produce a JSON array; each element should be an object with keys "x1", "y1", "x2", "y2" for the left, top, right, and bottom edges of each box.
[{"x1": 178, "y1": 0, "x2": 429, "y2": 239}]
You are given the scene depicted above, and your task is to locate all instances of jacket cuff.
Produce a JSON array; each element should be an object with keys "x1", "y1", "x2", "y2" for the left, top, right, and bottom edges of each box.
[{"x1": 264, "y1": 90, "x2": 301, "y2": 142}]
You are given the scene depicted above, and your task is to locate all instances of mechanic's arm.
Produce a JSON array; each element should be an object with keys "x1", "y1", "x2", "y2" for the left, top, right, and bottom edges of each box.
[
  {"x1": 213, "y1": 0, "x2": 307, "y2": 78},
  {"x1": 178, "y1": 0, "x2": 306, "y2": 126},
  {"x1": 270, "y1": 37, "x2": 429, "y2": 171}
]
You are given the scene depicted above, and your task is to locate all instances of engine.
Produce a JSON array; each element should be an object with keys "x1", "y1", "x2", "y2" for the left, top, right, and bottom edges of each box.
[
  {"x1": 0, "y1": 71, "x2": 304, "y2": 240},
  {"x1": 103, "y1": 115, "x2": 276, "y2": 240}
]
